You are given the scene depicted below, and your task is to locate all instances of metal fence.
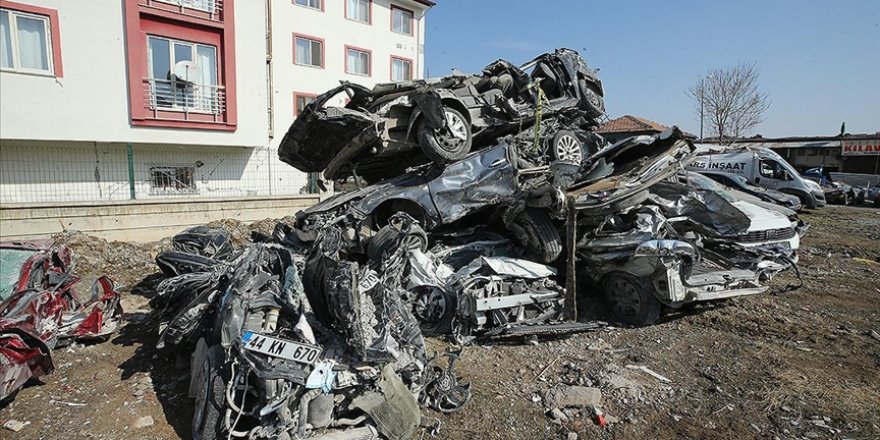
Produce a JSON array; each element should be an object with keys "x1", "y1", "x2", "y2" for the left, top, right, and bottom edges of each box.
[{"x1": 0, "y1": 141, "x2": 313, "y2": 204}]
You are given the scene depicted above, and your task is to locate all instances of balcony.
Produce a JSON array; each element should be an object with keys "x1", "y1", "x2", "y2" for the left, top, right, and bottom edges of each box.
[
  {"x1": 143, "y1": 78, "x2": 227, "y2": 123},
  {"x1": 144, "y1": 0, "x2": 223, "y2": 21}
]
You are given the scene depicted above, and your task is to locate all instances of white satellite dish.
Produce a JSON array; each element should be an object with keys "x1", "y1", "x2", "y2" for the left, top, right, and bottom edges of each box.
[{"x1": 171, "y1": 60, "x2": 201, "y2": 84}]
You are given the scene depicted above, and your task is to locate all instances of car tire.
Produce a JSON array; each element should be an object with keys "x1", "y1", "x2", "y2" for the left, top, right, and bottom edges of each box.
[
  {"x1": 550, "y1": 130, "x2": 584, "y2": 164},
  {"x1": 602, "y1": 272, "x2": 662, "y2": 326},
  {"x1": 367, "y1": 222, "x2": 429, "y2": 261},
  {"x1": 578, "y1": 79, "x2": 605, "y2": 118},
  {"x1": 192, "y1": 345, "x2": 227, "y2": 440},
  {"x1": 417, "y1": 107, "x2": 472, "y2": 163},
  {"x1": 512, "y1": 208, "x2": 562, "y2": 264}
]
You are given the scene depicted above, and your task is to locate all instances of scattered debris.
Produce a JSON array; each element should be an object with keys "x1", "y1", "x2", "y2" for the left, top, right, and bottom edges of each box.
[
  {"x1": 625, "y1": 365, "x2": 672, "y2": 383},
  {"x1": 3, "y1": 419, "x2": 27, "y2": 432},
  {"x1": 132, "y1": 416, "x2": 154, "y2": 429}
]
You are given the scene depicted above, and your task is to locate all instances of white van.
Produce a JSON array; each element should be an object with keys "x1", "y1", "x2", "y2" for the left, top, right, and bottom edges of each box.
[{"x1": 686, "y1": 147, "x2": 826, "y2": 209}]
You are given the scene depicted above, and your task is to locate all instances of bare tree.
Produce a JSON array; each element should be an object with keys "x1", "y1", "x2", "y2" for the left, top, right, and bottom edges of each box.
[{"x1": 688, "y1": 63, "x2": 770, "y2": 144}]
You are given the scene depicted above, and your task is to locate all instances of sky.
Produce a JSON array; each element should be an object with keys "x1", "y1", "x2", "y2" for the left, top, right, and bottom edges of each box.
[{"x1": 423, "y1": 0, "x2": 880, "y2": 138}]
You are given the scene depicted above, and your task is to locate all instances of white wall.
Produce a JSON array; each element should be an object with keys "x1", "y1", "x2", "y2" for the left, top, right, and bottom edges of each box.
[
  {"x1": 0, "y1": 0, "x2": 269, "y2": 147},
  {"x1": 269, "y1": 0, "x2": 429, "y2": 138}
]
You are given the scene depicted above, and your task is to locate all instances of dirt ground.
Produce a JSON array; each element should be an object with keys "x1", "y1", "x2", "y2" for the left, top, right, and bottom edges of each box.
[{"x1": 1, "y1": 206, "x2": 878, "y2": 440}]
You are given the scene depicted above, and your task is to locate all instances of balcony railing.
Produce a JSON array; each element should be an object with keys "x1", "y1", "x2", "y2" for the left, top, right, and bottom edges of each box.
[
  {"x1": 147, "y1": 0, "x2": 223, "y2": 20},
  {"x1": 144, "y1": 78, "x2": 227, "y2": 121}
]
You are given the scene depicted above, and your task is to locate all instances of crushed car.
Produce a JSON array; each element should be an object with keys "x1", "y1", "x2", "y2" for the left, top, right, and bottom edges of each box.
[
  {"x1": 698, "y1": 170, "x2": 803, "y2": 211},
  {"x1": 0, "y1": 241, "x2": 122, "y2": 402},
  {"x1": 575, "y1": 170, "x2": 804, "y2": 326},
  {"x1": 278, "y1": 48, "x2": 605, "y2": 183},
  {"x1": 154, "y1": 226, "x2": 471, "y2": 440}
]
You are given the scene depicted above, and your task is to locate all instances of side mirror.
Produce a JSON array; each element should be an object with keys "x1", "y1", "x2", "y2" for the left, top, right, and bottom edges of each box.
[{"x1": 754, "y1": 177, "x2": 761, "y2": 184}]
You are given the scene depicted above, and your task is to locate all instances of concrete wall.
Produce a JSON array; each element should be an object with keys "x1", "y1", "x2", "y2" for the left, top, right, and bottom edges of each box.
[
  {"x1": 0, "y1": 195, "x2": 319, "y2": 242},
  {"x1": 0, "y1": 0, "x2": 269, "y2": 147}
]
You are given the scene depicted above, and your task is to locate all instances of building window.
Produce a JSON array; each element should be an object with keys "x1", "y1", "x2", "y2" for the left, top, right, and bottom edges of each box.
[
  {"x1": 294, "y1": 34, "x2": 323, "y2": 68},
  {"x1": 150, "y1": 165, "x2": 197, "y2": 194},
  {"x1": 391, "y1": 56, "x2": 412, "y2": 81},
  {"x1": 345, "y1": 46, "x2": 370, "y2": 76},
  {"x1": 294, "y1": 93, "x2": 316, "y2": 116},
  {"x1": 346, "y1": 0, "x2": 370, "y2": 23},
  {"x1": 147, "y1": 35, "x2": 220, "y2": 114},
  {"x1": 294, "y1": 0, "x2": 323, "y2": 11},
  {"x1": 0, "y1": 8, "x2": 53, "y2": 74},
  {"x1": 390, "y1": 5, "x2": 413, "y2": 35},
  {"x1": 153, "y1": 0, "x2": 219, "y2": 14}
]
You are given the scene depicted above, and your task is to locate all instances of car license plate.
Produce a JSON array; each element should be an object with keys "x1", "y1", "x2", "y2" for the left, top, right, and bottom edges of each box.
[{"x1": 241, "y1": 332, "x2": 322, "y2": 365}]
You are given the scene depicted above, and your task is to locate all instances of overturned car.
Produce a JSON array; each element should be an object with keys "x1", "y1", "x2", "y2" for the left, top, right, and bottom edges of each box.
[{"x1": 279, "y1": 48, "x2": 605, "y2": 183}]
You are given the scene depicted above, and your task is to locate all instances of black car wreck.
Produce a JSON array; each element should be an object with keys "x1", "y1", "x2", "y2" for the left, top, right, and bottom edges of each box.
[{"x1": 278, "y1": 48, "x2": 605, "y2": 183}]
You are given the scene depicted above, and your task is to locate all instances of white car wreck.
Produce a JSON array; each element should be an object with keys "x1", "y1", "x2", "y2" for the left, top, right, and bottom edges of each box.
[{"x1": 576, "y1": 171, "x2": 804, "y2": 326}]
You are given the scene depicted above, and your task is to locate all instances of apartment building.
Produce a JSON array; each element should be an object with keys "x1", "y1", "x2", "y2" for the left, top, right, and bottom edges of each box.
[{"x1": 0, "y1": 0, "x2": 433, "y2": 205}]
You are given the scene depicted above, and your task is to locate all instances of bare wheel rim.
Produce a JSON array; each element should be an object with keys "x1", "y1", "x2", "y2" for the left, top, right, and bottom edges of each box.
[
  {"x1": 436, "y1": 110, "x2": 468, "y2": 152},
  {"x1": 414, "y1": 288, "x2": 448, "y2": 324},
  {"x1": 555, "y1": 134, "x2": 583, "y2": 162},
  {"x1": 402, "y1": 232, "x2": 425, "y2": 251},
  {"x1": 607, "y1": 278, "x2": 642, "y2": 318}
]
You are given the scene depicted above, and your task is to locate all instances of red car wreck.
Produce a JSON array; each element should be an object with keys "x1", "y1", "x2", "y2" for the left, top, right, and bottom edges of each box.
[{"x1": 0, "y1": 240, "x2": 123, "y2": 402}]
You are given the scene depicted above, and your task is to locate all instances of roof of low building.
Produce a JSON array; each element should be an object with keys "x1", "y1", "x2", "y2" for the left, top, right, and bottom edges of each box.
[
  {"x1": 596, "y1": 115, "x2": 669, "y2": 134},
  {"x1": 412, "y1": 0, "x2": 436, "y2": 6}
]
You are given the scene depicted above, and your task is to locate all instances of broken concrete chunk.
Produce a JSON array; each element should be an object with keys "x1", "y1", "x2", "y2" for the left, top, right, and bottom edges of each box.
[
  {"x1": 3, "y1": 420, "x2": 27, "y2": 432},
  {"x1": 133, "y1": 416, "x2": 154, "y2": 429},
  {"x1": 549, "y1": 386, "x2": 602, "y2": 408}
]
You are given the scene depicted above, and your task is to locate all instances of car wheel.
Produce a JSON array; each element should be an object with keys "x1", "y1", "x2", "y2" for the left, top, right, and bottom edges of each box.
[
  {"x1": 602, "y1": 272, "x2": 662, "y2": 326},
  {"x1": 417, "y1": 107, "x2": 472, "y2": 163},
  {"x1": 411, "y1": 286, "x2": 457, "y2": 336},
  {"x1": 367, "y1": 222, "x2": 429, "y2": 261},
  {"x1": 192, "y1": 345, "x2": 227, "y2": 440},
  {"x1": 578, "y1": 79, "x2": 604, "y2": 118},
  {"x1": 511, "y1": 208, "x2": 562, "y2": 264},
  {"x1": 551, "y1": 130, "x2": 584, "y2": 164}
]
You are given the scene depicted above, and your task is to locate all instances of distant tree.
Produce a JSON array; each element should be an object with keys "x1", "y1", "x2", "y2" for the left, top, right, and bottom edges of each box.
[{"x1": 688, "y1": 63, "x2": 770, "y2": 144}]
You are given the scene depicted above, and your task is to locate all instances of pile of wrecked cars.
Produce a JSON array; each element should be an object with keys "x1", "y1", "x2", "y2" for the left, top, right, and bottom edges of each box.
[{"x1": 148, "y1": 48, "x2": 806, "y2": 439}]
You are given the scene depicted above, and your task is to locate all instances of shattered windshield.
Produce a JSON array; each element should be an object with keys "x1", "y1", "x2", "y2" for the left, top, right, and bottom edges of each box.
[{"x1": 0, "y1": 248, "x2": 35, "y2": 301}]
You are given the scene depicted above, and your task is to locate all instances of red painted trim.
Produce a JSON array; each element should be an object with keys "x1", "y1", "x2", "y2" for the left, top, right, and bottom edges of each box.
[
  {"x1": 0, "y1": 1, "x2": 63, "y2": 77},
  {"x1": 132, "y1": 119, "x2": 236, "y2": 130},
  {"x1": 390, "y1": 55, "x2": 413, "y2": 81},
  {"x1": 123, "y1": 0, "x2": 237, "y2": 131},
  {"x1": 390, "y1": 4, "x2": 413, "y2": 36},
  {"x1": 343, "y1": 0, "x2": 372, "y2": 25},
  {"x1": 344, "y1": 45, "x2": 371, "y2": 77},
  {"x1": 293, "y1": 33, "x2": 325, "y2": 68},
  {"x1": 292, "y1": 0, "x2": 323, "y2": 13},
  {"x1": 293, "y1": 92, "x2": 318, "y2": 116}
]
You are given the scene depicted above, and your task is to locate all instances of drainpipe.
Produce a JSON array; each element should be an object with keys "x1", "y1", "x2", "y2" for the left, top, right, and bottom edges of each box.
[
  {"x1": 266, "y1": 0, "x2": 274, "y2": 196},
  {"x1": 127, "y1": 143, "x2": 136, "y2": 200}
]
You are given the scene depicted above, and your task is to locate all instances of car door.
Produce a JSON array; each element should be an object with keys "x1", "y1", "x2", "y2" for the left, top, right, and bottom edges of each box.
[
  {"x1": 755, "y1": 159, "x2": 788, "y2": 190},
  {"x1": 427, "y1": 143, "x2": 518, "y2": 224}
]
